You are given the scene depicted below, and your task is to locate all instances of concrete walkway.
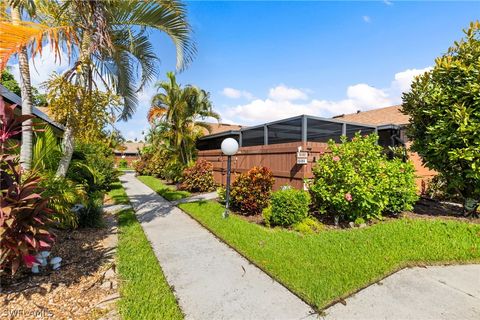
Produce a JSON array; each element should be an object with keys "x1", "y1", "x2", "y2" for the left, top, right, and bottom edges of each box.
[
  {"x1": 170, "y1": 191, "x2": 218, "y2": 206},
  {"x1": 120, "y1": 173, "x2": 316, "y2": 320},
  {"x1": 323, "y1": 264, "x2": 480, "y2": 320}
]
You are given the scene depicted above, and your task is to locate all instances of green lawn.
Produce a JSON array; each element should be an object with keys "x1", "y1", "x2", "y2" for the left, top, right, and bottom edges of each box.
[
  {"x1": 108, "y1": 183, "x2": 183, "y2": 319},
  {"x1": 179, "y1": 200, "x2": 480, "y2": 310},
  {"x1": 137, "y1": 175, "x2": 190, "y2": 201}
]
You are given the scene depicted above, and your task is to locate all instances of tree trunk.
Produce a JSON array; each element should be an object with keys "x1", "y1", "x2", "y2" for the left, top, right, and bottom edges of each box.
[
  {"x1": 11, "y1": 7, "x2": 33, "y2": 171},
  {"x1": 55, "y1": 33, "x2": 92, "y2": 177},
  {"x1": 55, "y1": 125, "x2": 74, "y2": 177}
]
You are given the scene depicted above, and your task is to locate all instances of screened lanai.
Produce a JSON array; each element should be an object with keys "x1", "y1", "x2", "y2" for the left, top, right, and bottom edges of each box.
[{"x1": 197, "y1": 114, "x2": 379, "y2": 150}]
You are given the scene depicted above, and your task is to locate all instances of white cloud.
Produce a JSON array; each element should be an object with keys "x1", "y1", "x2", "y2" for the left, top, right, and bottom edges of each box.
[
  {"x1": 221, "y1": 87, "x2": 254, "y2": 100},
  {"x1": 362, "y1": 16, "x2": 371, "y2": 23},
  {"x1": 9, "y1": 46, "x2": 70, "y2": 91},
  {"x1": 384, "y1": 0, "x2": 393, "y2": 5},
  {"x1": 268, "y1": 85, "x2": 308, "y2": 101},
  {"x1": 223, "y1": 67, "x2": 431, "y2": 125}
]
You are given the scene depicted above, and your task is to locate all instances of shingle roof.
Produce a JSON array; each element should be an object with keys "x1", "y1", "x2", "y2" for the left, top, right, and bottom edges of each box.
[
  {"x1": 203, "y1": 122, "x2": 243, "y2": 135},
  {"x1": 333, "y1": 105, "x2": 409, "y2": 126},
  {"x1": 0, "y1": 84, "x2": 65, "y2": 131},
  {"x1": 114, "y1": 142, "x2": 145, "y2": 155}
]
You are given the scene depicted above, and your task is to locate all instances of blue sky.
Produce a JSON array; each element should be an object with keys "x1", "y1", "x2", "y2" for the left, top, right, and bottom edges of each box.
[{"x1": 11, "y1": 1, "x2": 480, "y2": 140}]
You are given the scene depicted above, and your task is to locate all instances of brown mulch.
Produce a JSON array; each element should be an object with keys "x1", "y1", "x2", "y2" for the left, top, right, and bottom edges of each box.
[
  {"x1": 402, "y1": 197, "x2": 480, "y2": 224},
  {"x1": 0, "y1": 213, "x2": 118, "y2": 320}
]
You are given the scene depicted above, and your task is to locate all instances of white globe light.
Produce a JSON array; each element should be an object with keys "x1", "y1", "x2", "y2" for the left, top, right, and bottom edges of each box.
[{"x1": 221, "y1": 138, "x2": 239, "y2": 156}]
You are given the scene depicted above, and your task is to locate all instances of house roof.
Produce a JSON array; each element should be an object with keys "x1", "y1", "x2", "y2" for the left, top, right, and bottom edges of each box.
[
  {"x1": 114, "y1": 142, "x2": 145, "y2": 155},
  {"x1": 0, "y1": 84, "x2": 65, "y2": 131},
  {"x1": 202, "y1": 122, "x2": 243, "y2": 135},
  {"x1": 333, "y1": 105, "x2": 409, "y2": 126}
]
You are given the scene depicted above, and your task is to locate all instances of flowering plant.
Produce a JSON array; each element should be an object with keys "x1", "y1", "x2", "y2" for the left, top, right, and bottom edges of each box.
[{"x1": 310, "y1": 133, "x2": 418, "y2": 222}]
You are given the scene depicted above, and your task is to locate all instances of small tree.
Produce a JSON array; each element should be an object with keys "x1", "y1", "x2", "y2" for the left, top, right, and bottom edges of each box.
[{"x1": 402, "y1": 22, "x2": 480, "y2": 217}]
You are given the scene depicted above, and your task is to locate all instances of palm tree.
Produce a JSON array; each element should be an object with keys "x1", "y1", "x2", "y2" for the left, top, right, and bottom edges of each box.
[
  {"x1": 9, "y1": 1, "x2": 37, "y2": 170},
  {"x1": 1, "y1": 0, "x2": 195, "y2": 177},
  {"x1": 148, "y1": 72, "x2": 220, "y2": 164}
]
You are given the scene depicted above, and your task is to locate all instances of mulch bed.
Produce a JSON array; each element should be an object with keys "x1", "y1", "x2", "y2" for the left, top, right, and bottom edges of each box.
[{"x1": 0, "y1": 213, "x2": 117, "y2": 320}]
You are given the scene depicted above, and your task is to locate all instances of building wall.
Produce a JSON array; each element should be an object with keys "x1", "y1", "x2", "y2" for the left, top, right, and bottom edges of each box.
[{"x1": 198, "y1": 141, "x2": 436, "y2": 192}]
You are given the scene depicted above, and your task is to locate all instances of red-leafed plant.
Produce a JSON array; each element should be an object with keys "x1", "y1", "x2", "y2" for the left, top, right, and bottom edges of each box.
[
  {"x1": 179, "y1": 159, "x2": 217, "y2": 193},
  {"x1": 230, "y1": 166, "x2": 275, "y2": 215},
  {"x1": 0, "y1": 98, "x2": 55, "y2": 274}
]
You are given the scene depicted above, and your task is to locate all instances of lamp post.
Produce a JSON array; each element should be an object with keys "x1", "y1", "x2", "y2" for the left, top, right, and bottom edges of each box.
[{"x1": 221, "y1": 138, "x2": 239, "y2": 218}]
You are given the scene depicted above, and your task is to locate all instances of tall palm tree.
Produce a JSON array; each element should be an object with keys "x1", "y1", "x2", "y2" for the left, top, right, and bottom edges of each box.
[
  {"x1": 148, "y1": 72, "x2": 220, "y2": 164},
  {"x1": 8, "y1": 1, "x2": 37, "y2": 170},
  {"x1": 1, "y1": 0, "x2": 195, "y2": 177}
]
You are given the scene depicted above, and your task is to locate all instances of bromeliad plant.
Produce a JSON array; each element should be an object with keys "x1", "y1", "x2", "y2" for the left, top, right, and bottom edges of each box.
[{"x1": 0, "y1": 99, "x2": 55, "y2": 274}]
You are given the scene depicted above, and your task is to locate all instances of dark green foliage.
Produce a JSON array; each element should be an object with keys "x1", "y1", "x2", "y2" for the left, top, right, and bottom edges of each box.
[
  {"x1": 310, "y1": 133, "x2": 418, "y2": 222},
  {"x1": 402, "y1": 22, "x2": 480, "y2": 214},
  {"x1": 230, "y1": 167, "x2": 275, "y2": 215},
  {"x1": 264, "y1": 187, "x2": 311, "y2": 227},
  {"x1": 179, "y1": 159, "x2": 217, "y2": 192},
  {"x1": 68, "y1": 141, "x2": 119, "y2": 193},
  {"x1": 77, "y1": 193, "x2": 104, "y2": 228},
  {"x1": 1, "y1": 69, "x2": 21, "y2": 96}
]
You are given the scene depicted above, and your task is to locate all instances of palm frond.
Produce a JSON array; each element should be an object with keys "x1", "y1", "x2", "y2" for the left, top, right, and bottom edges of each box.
[
  {"x1": 109, "y1": 0, "x2": 196, "y2": 71},
  {"x1": 0, "y1": 19, "x2": 77, "y2": 70}
]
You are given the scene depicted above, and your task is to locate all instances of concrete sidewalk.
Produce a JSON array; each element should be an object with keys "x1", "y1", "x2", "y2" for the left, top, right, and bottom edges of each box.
[
  {"x1": 170, "y1": 191, "x2": 218, "y2": 206},
  {"x1": 120, "y1": 173, "x2": 316, "y2": 320},
  {"x1": 323, "y1": 264, "x2": 480, "y2": 320}
]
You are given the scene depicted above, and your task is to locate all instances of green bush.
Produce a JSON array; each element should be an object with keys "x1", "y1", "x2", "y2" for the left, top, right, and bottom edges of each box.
[
  {"x1": 134, "y1": 151, "x2": 166, "y2": 177},
  {"x1": 40, "y1": 173, "x2": 87, "y2": 229},
  {"x1": 230, "y1": 167, "x2": 275, "y2": 215},
  {"x1": 68, "y1": 141, "x2": 118, "y2": 193},
  {"x1": 217, "y1": 186, "x2": 226, "y2": 204},
  {"x1": 180, "y1": 160, "x2": 217, "y2": 192},
  {"x1": 78, "y1": 193, "x2": 104, "y2": 228},
  {"x1": 310, "y1": 133, "x2": 418, "y2": 222},
  {"x1": 264, "y1": 187, "x2": 311, "y2": 227},
  {"x1": 293, "y1": 217, "x2": 324, "y2": 234},
  {"x1": 402, "y1": 22, "x2": 480, "y2": 214},
  {"x1": 118, "y1": 158, "x2": 128, "y2": 168}
]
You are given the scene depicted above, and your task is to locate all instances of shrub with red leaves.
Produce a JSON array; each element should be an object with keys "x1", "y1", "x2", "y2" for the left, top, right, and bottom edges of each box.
[
  {"x1": 230, "y1": 166, "x2": 275, "y2": 215},
  {"x1": 179, "y1": 159, "x2": 217, "y2": 193},
  {"x1": 0, "y1": 99, "x2": 55, "y2": 274}
]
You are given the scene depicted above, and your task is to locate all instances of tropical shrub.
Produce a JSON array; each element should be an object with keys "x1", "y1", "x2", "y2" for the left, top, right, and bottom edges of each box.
[
  {"x1": 40, "y1": 173, "x2": 87, "y2": 229},
  {"x1": 118, "y1": 158, "x2": 128, "y2": 168},
  {"x1": 133, "y1": 150, "x2": 166, "y2": 177},
  {"x1": 180, "y1": 160, "x2": 217, "y2": 192},
  {"x1": 217, "y1": 186, "x2": 226, "y2": 203},
  {"x1": 68, "y1": 141, "x2": 118, "y2": 193},
  {"x1": 0, "y1": 100, "x2": 55, "y2": 274},
  {"x1": 293, "y1": 217, "x2": 324, "y2": 234},
  {"x1": 310, "y1": 133, "x2": 418, "y2": 222},
  {"x1": 77, "y1": 193, "x2": 104, "y2": 228},
  {"x1": 230, "y1": 167, "x2": 274, "y2": 215},
  {"x1": 264, "y1": 187, "x2": 311, "y2": 227},
  {"x1": 402, "y1": 22, "x2": 480, "y2": 215}
]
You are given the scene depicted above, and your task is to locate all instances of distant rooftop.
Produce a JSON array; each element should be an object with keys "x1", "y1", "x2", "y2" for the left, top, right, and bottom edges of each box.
[
  {"x1": 333, "y1": 105, "x2": 409, "y2": 126},
  {"x1": 114, "y1": 142, "x2": 145, "y2": 155},
  {"x1": 203, "y1": 122, "x2": 243, "y2": 135}
]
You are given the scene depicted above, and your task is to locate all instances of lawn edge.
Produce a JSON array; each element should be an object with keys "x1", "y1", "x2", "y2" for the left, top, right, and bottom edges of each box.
[
  {"x1": 110, "y1": 179, "x2": 185, "y2": 319},
  {"x1": 179, "y1": 200, "x2": 480, "y2": 311}
]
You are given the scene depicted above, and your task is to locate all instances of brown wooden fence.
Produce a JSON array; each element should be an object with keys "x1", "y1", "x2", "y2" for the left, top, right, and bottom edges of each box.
[
  {"x1": 197, "y1": 141, "x2": 436, "y2": 191},
  {"x1": 197, "y1": 141, "x2": 329, "y2": 190}
]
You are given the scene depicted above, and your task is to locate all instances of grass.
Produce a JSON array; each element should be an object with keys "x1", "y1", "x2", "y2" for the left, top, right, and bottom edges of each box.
[
  {"x1": 137, "y1": 175, "x2": 190, "y2": 201},
  {"x1": 179, "y1": 200, "x2": 480, "y2": 310},
  {"x1": 108, "y1": 183, "x2": 183, "y2": 319}
]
